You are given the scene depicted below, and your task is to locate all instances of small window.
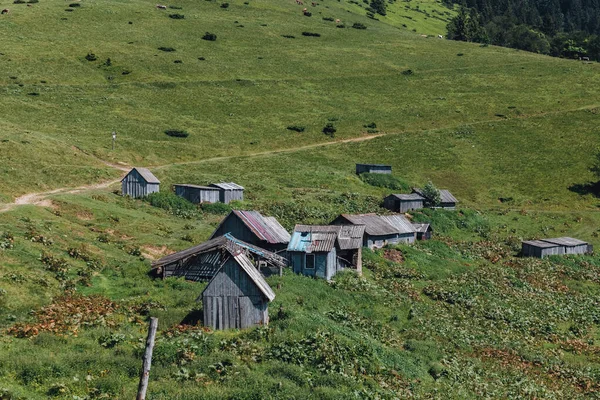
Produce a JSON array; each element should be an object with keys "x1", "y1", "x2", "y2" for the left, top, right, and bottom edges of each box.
[{"x1": 305, "y1": 254, "x2": 315, "y2": 269}]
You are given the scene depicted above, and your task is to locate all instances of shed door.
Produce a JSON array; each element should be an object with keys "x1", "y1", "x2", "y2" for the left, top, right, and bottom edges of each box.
[{"x1": 238, "y1": 296, "x2": 257, "y2": 329}]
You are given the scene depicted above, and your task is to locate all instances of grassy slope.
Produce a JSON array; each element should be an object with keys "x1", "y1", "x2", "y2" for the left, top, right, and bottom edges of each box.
[{"x1": 0, "y1": 0, "x2": 600, "y2": 398}]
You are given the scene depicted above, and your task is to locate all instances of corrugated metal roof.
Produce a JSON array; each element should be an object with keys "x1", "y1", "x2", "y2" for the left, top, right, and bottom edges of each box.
[
  {"x1": 522, "y1": 240, "x2": 561, "y2": 248},
  {"x1": 122, "y1": 167, "x2": 160, "y2": 184},
  {"x1": 381, "y1": 215, "x2": 416, "y2": 234},
  {"x1": 337, "y1": 225, "x2": 365, "y2": 250},
  {"x1": 391, "y1": 193, "x2": 425, "y2": 201},
  {"x1": 337, "y1": 214, "x2": 400, "y2": 236},
  {"x1": 151, "y1": 234, "x2": 287, "y2": 269},
  {"x1": 232, "y1": 210, "x2": 291, "y2": 244},
  {"x1": 412, "y1": 223, "x2": 431, "y2": 233},
  {"x1": 210, "y1": 182, "x2": 244, "y2": 190},
  {"x1": 288, "y1": 230, "x2": 338, "y2": 253},
  {"x1": 174, "y1": 184, "x2": 219, "y2": 190},
  {"x1": 413, "y1": 188, "x2": 458, "y2": 204},
  {"x1": 543, "y1": 237, "x2": 588, "y2": 247}
]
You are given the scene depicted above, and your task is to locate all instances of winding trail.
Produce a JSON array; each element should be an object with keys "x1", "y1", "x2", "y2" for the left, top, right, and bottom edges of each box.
[{"x1": 0, "y1": 102, "x2": 598, "y2": 213}]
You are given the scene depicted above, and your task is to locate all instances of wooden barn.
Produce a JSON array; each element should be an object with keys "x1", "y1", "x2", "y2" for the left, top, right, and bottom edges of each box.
[
  {"x1": 383, "y1": 193, "x2": 425, "y2": 213},
  {"x1": 355, "y1": 163, "x2": 392, "y2": 175},
  {"x1": 174, "y1": 184, "x2": 220, "y2": 204},
  {"x1": 121, "y1": 167, "x2": 160, "y2": 198},
  {"x1": 287, "y1": 224, "x2": 365, "y2": 280},
  {"x1": 522, "y1": 237, "x2": 593, "y2": 258},
  {"x1": 331, "y1": 213, "x2": 416, "y2": 249},
  {"x1": 412, "y1": 188, "x2": 458, "y2": 209},
  {"x1": 210, "y1": 182, "x2": 244, "y2": 204},
  {"x1": 199, "y1": 252, "x2": 276, "y2": 330},
  {"x1": 412, "y1": 223, "x2": 432, "y2": 240},
  {"x1": 151, "y1": 233, "x2": 288, "y2": 281},
  {"x1": 210, "y1": 210, "x2": 290, "y2": 252}
]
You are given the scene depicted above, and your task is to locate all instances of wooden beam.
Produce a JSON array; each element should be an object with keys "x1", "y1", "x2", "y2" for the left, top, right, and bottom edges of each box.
[{"x1": 136, "y1": 317, "x2": 158, "y2": 400}]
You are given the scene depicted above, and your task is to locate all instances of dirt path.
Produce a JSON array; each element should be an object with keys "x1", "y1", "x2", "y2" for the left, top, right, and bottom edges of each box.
[{"x1": 0, "y1": 102, "x2": 598, "y2": 213}]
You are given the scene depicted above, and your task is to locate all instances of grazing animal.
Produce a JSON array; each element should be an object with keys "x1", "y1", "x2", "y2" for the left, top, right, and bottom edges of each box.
[
  {"x1": 582, "y1": 56, "x2": 590, "y2": 61},
  {"x1": 1, "y1": 9, "x2": 9, "y2": 14},
  {"x1": 335, "y1": 19, "x2": 340, "y2": 23},
  {"x1": 420, "y1": 34, "x2": 427, "y2": 38},
  {"x1": 438, "y1": 34, "x2": 443, "y2": 39},
  {"x1": 156, "y1": 4, "x2": 167, "y2": 9},
  {"x1": 295, "y1": 0, "x2": 303, "y2": 4},
  {"x1": 312, "y1": 2, "x2": 316, "y2": 6}
]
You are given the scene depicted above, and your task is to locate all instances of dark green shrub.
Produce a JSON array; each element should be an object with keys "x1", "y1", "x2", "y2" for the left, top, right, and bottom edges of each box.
[
  {"x1": 169, "y1": 5, "x2": 182, "y2": 9},
  {"x1": 302, "y1": 31, "x2": 320, "y2": 37},
  {"x1": 220, "y1": 2, "x2": 229, "y2": 8},
  {"x1": 202, "y1": 32, "x2": 217, "y2": 41},
  {"x1": 200, "y1": 202, "x2": 232, "y2": 215},
  {"x1": 322, "y1": 123, "x2": 336, "y2": 137},
  {"x1": 169, "y1": 13, "x2": 184, "y2": 19},
  {"x1": 282, "y1": 35, "x2": 295, "y2": 38},
  {"x1": 359, "y1": 172, "x2": 410, "y2": 191},
  {"x1": 13, "y1": 0, "x2": 26, "y2": 3},
  {"x1": 164, "y1": 129, "x2": 189, "y2": 138},
  {"x1": 85, "y1": 52, "x2": 97, "y2": 61},
  {"x1": 286, "y1": 125, "x2": 305, "y2": 132},
  {"x1": 352, "y1": 22, "x2": 367, "y2": 29},
  {"x1": 144, "y1": 192, "x2": 197, "y2": 218},
  {"x1": 158, "y1": 46, "x2": 176, "y2": 52},
  {"x1": 402, "y1": 69, "x2": 413, "y2": 75},
  {"x1": 68, "y1": 3, "x2": 80, "y2": 7},
  {"x1": 323, "y1": 17, "x2": 334, "y2": 21}
]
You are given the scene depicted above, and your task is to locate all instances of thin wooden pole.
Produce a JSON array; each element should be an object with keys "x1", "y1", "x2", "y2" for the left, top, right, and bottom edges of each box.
[{"x1": 136, "y1": 317, "x2": 158, "y2": 400}]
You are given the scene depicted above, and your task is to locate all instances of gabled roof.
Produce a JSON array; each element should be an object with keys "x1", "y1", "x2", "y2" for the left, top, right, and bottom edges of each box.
[
  {"x1": 413, "y1": 188, "x2": 458, "y2": 204},
  {"x1": 199, "y1": 252, "x2": 275, "y2": 302},
  {"x1": 412, "y1": 223, "x2": 431, "y2": 233},
  {"x1": 151, "y1": 233, "x2": 287, "y2": 269},
  {"x1": 388, "y1": 193, "x2": 425, "y2": 201},
  {"x1": 213, "y1": 210, "x2": 290, "y2": 245},
  {"x1": 123, "y1": 167, "x2": 160, "y2": 184},
  {"x1": 336, "y1": 214, "x2": 402, "y2": 236},
  {"x1": 288, "y1": 225, "x2": 364, "y2": 252},
  {"x1": 381, "y1": 215, "x2": 417, "y2": 234},
  {"x1": 522, "y1": 239, "x2": 561, "y2": 248},
  {"x1": 210, "y1": 182, "x2": 244, "y2": 190},
  {"x1": 174, "y1": 184, "x2": 219, "y2": 190}
]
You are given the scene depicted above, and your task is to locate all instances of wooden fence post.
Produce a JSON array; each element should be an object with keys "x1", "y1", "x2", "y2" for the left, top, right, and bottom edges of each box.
[{"x1": 136, "y1": 317, "x2": 158, "y2": 400}]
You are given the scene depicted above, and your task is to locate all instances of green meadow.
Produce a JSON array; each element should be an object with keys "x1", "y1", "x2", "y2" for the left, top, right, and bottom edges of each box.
[{"x1": 0, "y1": 0, "x2": 600, "y2": 398}]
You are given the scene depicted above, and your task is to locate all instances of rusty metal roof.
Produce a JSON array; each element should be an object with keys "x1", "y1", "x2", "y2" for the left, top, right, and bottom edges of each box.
[
  {"x1": 231, "y1": 210, "x2": 291, "y2": 244},
  {"x1": 210, "y1": 182, "x2": 244, "y2": 190},
  {"x1": 123, "y1": 167, "x2": 160, "y2": 184}
]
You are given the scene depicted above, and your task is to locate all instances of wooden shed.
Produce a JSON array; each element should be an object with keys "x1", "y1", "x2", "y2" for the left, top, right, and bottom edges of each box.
[
  {"x1": 412, "y1": 223, "x2": 432, "y2": 240},
  {"x1": 210, "y1": 182, "x2": 244, "y2": 204},
  {"x1": 151, "y1": 233, "x2": 288, "y2": 281},
  {"x1": 199, "y1": 252, "x2": 276, "y2": 330},
  {"x1": 287, "y1": 224, "x2": 364, "y2": 280},
  {"x1": 383, "y1": 193, "x2": 425, "y2": 213},
  {"x1": 211, "y1": 210, "x2": 291, "y2": 252},
  {"x1": 356, "y1": 163, "x2": 392, "y2": 175},
  {"x1": 412, "y1": 188, "x2": 458, "y2": 209},
  {"x1": 121, "y1": 168, "x2": 160, "y2": 198},
  {"x1": 174, "y1": 184, "x2": 220, "y2": 204},
  {"x1": 331, "y1": 213, "x2": 416, "y2": 249},
  {"x1": 522, "y1": 237, "x2": 592, "y2": 258}
]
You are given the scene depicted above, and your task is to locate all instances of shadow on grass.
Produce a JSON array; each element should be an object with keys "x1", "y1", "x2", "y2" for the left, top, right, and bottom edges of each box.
[
  {"x1": 568, "y1": 181, "x2": 600, "y2": 197},
  {"x1": 180, "y1": 308, "x2": 203, "y2": 326}
]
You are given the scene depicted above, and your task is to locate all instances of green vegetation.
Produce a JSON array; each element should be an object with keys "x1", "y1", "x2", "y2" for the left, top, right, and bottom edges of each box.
[{"x1": 0, "y1": 0, "x2": 599, "y2": 398}]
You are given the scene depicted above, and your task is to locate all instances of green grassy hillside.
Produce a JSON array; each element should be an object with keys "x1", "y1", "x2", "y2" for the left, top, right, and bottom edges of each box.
[{"x1": 1, "y1": 0, "x2": 600, "y2": 398}]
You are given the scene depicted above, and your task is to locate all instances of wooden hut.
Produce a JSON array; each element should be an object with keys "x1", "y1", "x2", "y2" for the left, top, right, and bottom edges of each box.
[
  {"x1": 199, "y1": 252, "x2": 276, "y2": 330},
  {"x1": 356, "y1": 163, "x2": 392, "y2": 175},
  {"x1": 151, "y1": 233, "x2": 288, "y2": 281},
  {"x1": 174, "y1": 184, "x2": 220, "y2": 204},
  {"x1": 383, "y1": 193, "x2": 425, "y2": 213},
  {"x1": 412, "y1": 223, "x2": 432, "y2": 240},
  {"x1": 210, "y1": 210, "x2": 290, "y2": 252},
  {"x1": 331, "y1": 213, "x2": 416, "y2": 249},
  {"x1": 522, "y1": 237, "x2": 592, "y2": 258},
  {"x1": 121, "y1": 168, "x2": 160, "y2": 198},
  {"x1": 209, "y1": 182, "x2": 244, "y2": 204},
  {"x1": 412, "y1": 188, "x2": 458, "y2": 209},
  {"x1": 287, "y1": 224, "x2": 364, "y2": 280}
]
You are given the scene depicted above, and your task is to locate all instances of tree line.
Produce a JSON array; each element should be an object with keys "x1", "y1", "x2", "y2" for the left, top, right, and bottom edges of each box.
[{"x1": 445, "y1": 0, "x2": 600, "y2": 60}]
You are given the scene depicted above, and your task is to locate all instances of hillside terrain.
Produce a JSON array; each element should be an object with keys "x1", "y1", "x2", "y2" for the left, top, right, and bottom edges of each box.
[{"x1": 0, "y1": 0, "x2": 600, "y2": 399}]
